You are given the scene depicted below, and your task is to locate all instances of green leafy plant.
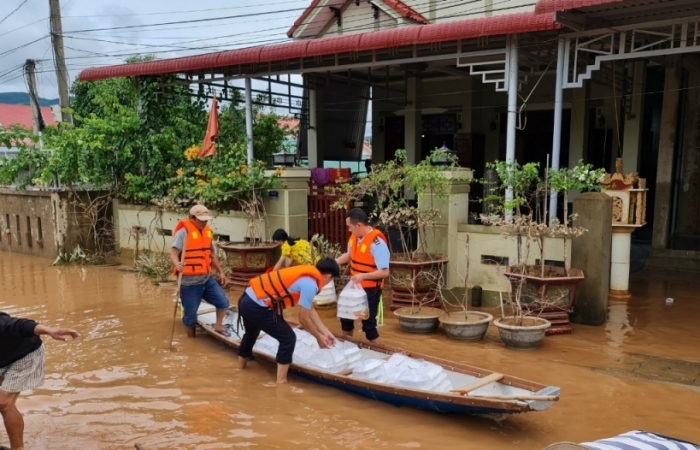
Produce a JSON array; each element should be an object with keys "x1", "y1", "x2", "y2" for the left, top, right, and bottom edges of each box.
[{"x1": 135, "y1": 250, "x2": 174, "y2": 283}]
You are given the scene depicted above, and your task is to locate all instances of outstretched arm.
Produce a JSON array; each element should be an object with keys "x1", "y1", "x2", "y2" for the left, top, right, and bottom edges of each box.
[{"x1": 34, "y1": 324, "x2": 80, "y2": 341}]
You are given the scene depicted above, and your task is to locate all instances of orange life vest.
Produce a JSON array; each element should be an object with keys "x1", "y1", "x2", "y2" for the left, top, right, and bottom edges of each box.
[
  {"x1": 172, "y1": 219, "x2": 213, "y2": 276},
  {"x1": 349, "y1": 228, "x2": 388, "y2": 289},
  {"x1": 249, "y1": 265, "x2": 324, "y2": 313}
]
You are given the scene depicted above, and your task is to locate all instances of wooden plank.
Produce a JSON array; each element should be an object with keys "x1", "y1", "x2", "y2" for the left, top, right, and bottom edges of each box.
[
  {"x1": 469, "y1": 394, "x2": 558, "y2": 401},
  {"x1": 450, "y1": 372, "x2": 504, "y2": 394}
]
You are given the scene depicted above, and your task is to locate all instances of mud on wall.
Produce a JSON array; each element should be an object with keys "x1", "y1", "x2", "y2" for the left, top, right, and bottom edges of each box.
[{"x1": 0, "y1": 189, "x2": 104, "y2": 258}]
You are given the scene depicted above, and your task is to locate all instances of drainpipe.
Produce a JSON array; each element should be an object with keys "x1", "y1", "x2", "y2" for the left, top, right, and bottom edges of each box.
[
  {"x1": 245, "y1": 78, "x2": 254, "y2": 165},
  {"x1": 505, "y1": 34, "x2": 519, "y2": 219},
  {"x1": 549, "y1": 38, "x2": 566, "y2": 226}
]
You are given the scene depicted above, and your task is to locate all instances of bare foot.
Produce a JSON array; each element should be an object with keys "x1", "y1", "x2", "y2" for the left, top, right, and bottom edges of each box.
[
  {"x1": 186, "y1": 327, "x2": 196, "y2": 338},
  {"x1": 238, "y1": 356, "x2": 248, "y2": 369},
  {"x1": 276, "y1": 378, "x2": 288, "y2": 385}
]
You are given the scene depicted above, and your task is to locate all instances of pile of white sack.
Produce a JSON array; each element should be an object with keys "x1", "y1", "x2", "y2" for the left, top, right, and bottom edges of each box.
[
  {"x1": 252, "y1": 328, "x2": 453, "y2": 392},
  {"x1": 253, "y1": 329, "x2": 362, "y2": 374},
  {"x1": 351, "y1": 354, "x2": 453, "y2": 393}
]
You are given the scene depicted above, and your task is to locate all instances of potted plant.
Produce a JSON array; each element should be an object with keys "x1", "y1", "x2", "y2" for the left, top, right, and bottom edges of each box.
[
  {"x1": 333, "y1": 149, "x2": 467, "y2": 334},
  {"x1": 438, "y1": 235, "x2": 494, "y2": 341},
  {"x1": 484, "y1": 160, "x2": 604, "y2": 349},
  {"x1": 164, "y1": 142, "x2": 280, "y2": 287}
]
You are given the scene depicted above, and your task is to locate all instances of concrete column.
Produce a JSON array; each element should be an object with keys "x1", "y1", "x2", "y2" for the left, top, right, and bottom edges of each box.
[
  {"x1": 420, "y1": 169, "x2": 474, "y2": 289},
  {"x1": 404, "y1": 74, "x2": 422, "y2": 165},
  {"x1": 568, "y1": 82, "x2": 589, "y2": 167},
  {"x1": 609, "y1": 226, "x2": 636, "y2": 300},
  {"x1": 549, "y1": 38, "x2": 566, "y2": 226},
  {"x1": 571, "y1": 192, "x2": 613, "y2": 326},
  {"x1": 622, "y1": 62, "x2": 646, "y2": 174},
  {"x1": 652, "y1": 56, "x2": 682, "y2": 250},
  {"x1": 263, "y1": 168, "x2": 311, "y2": 241},
  {"x1": 245, "y1": 78, "x2": 254, "y2": 165},
  {"x1": 307, "y1": 88, "x2": 324, "y2": 168},
  {"x1": 505, "y1": 35, "x2": 519, "y2": 213}
]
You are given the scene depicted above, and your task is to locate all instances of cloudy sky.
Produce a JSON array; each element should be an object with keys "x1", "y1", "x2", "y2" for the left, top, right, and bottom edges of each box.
[{"x1": 0, "y1": 0, "x2": 313, "y2": 99}]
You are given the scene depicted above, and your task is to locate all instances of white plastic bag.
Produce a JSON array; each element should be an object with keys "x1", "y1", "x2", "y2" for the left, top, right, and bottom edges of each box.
[
  {"x1": 336, "y1": 282, "x2": 369, "y2": 320},
  {"x1": 307, "y1": 346, "x2": 349, "y2": 373}
]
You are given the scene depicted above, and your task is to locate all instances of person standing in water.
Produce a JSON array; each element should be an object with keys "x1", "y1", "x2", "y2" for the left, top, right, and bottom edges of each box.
[
  {"x1": 237, "y1": 258, "x2": 340, "y2": 384},
  {"x1": 335, "y1": 208, "x2": 390, "y2": 343},
  {"x1": 0, "y1": 312, "x2": 79, "y2": 450},
  {"x1": 170, "y1": 204, "x2": 231, "y2": 338}
]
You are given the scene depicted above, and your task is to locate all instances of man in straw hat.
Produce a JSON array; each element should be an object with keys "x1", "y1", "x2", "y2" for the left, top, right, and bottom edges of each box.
[
  {"x1": 544, "y1": 430, "x2": 698, "y2": 450},
  {"x1": 170, "y1": 204, "x2": 230, "y2": 338}
]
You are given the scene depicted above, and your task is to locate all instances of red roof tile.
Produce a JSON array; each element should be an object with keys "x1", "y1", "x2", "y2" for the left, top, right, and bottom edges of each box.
[
  {"x1": 79, "y1": 12, "x2": 558, "y2": 82},
  {"x1": 0, "y1": 104, "x2": 57, "y2": 130}
]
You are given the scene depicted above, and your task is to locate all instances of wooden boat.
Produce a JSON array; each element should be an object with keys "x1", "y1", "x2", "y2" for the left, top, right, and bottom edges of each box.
[{"x1": 196, "y1": 306, "x2": 560, "y2": 415}]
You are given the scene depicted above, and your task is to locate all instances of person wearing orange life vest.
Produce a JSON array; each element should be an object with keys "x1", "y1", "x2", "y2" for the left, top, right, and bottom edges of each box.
[
  {"x1": 237, "y1": 258, "x2": 340, "y2": 384},
  {"x1": 170, "y1": 205, "x2": 230, "y2": 338},
  {"x1": 335, "y1": 208, "x2": 390, "y2": 342}
]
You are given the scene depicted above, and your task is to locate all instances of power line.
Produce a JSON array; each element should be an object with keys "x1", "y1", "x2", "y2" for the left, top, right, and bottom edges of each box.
[{"x1": 0, "y1": 0, "x2": 30, "y2": 28}]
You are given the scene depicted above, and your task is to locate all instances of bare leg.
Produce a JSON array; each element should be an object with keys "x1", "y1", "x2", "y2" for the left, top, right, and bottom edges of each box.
[
  {"x1": 214, "y1": 308, "x2": 226, "y2": 332},
  {"x1": 0, "y1": 391, "x2": 23, "y2": 450},
  {"x1": 276, "y1": 364, "x2": 290, "y2": 384},
  {"x1": 185, "y1": 327, "x2": 196, "y2": 338},
  {"x1": 238, "y1": 356, "x2": 248, "y2": 369}
]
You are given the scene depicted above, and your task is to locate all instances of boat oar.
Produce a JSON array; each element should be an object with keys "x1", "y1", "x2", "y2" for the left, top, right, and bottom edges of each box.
[
  {"x1": 169, "y1": 235, "x2": 187, "y2": 352},
  {"x1": 450, "y1": 372, "x2": 504, "y2": 395}
]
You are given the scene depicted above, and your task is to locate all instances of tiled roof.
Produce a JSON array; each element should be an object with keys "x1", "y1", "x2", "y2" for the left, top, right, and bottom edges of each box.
[{"x1": 0, "y1": 103, "x2": 57, "y2": 130}]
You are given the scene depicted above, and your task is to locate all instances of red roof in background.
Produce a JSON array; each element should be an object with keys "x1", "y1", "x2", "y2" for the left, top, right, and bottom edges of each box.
[
  {"x1": 0, "y1": 104, "x2": 57, "y2": 130},
  {"x1": 79, "y1": 12, "x2": 558, "y2": 82},
  {"x1": 534, "y1": 0, "x2": 630, "y2": 14},
  {"x1": 287, "y1": 0, "x2": 429, "y2": 38}
]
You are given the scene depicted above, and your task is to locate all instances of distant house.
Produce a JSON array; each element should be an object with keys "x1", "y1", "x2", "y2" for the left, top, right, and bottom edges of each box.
[{"x1": 0, "y1": 104, "x2": 58, "y2": 130}]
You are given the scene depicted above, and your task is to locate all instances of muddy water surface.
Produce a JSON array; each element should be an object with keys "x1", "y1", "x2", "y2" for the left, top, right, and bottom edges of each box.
[{"x1": 1, "y1": 252, "x2": 699, "y2": 449}]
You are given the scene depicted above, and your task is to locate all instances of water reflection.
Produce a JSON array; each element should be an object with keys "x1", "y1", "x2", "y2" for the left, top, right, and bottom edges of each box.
[{"x1": 1, "y1": 252, "x2": 699, "y2": 449}]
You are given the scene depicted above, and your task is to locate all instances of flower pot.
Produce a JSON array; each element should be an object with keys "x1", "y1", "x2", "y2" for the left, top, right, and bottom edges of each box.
[
  {"x1": 393, "y1": 306, "x2": 443, "y2": 334},
  {"x1": 504, "y1": 265, "x2": 584, "y2": 335},
  {"x1": 493, "y1": 316, "x2": 551, "y2": 351},
  {"x1": 389, "y1": 255, "x2": 448, "y2": 310},
  {"x1": 221, "y1": 242, "x2": 280, "y2": 288},
  {"x1": 439, "y1": 311, "x2": 493, "y2": 342}
]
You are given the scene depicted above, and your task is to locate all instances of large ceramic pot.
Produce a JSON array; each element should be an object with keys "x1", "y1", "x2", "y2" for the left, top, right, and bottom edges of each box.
[
  {"x1": 393, "y1": 306, "x2": 444, "y2": 334},
  {"x1": 221, "y1": 242, "x2": 280, "y2": 288},
  {"x1": 504, "y1": 265, "x2": 584, "y2": 335},
  {"x1": 493, "y1": 316, "x2": 551, "y2": 351},
  {"x1": 389, "y1": 255, "x2": 448, "y2": 310},
  {"x1": 439, "y1": 311, "x2": 493, "y2": 342}
]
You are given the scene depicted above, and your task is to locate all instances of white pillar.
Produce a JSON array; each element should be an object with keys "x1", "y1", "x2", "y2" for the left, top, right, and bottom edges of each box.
[
  {"x1": 245, "y1": 78, "x2": 254, "y2": 165},
  {"x1": 505, "y1": 34, "x2": 519, "y2": 215},
  {"x1": 609, "y1": 227, "x2": 634, "y2": 299},
  {"x1": 307, "y1": 88, "x2": 321, "y2": 168},
  {"x1": 549, "y1": 38, "x2": 566, "y2": 226}
]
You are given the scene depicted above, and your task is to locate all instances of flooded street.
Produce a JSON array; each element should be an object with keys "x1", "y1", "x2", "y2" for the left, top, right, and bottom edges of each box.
[{"x1": 1, "y1": 251, "x2": 699, "y2": 449}]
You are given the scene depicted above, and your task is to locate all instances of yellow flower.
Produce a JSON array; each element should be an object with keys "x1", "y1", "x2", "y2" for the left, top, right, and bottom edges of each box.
[
  {"x1": 227, "y1": 171, "x2": 236, "y2": 178},
  {"x1": 176, "y1": 168, "x2": 184, "y2": 177},
  {"x1": 195, "y1": 168, "x2": 203, "y2": 176},
  {"x1": 195, "y1": 188, "x2": 203, "y2": 195},
  {"x1": 184, "y1": 145, "x2": 200, "y2": 161},
  {"x1": 240, "y1": 164, "x2": 248, "y2": 175},
  {"x1": 196, "y1": 179, "x2": 207, "y2": 186},
  {"x1": 212, "y1": 177, "x2": 219, "y2": 185}
]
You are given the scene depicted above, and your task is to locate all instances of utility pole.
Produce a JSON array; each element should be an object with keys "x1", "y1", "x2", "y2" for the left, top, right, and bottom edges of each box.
[
  {"x1": 49, "y1": 0, "x2": 72, "y2": 124},
  {"x1": 24, "y1": 59, "x2": 44, "y2": 135}
]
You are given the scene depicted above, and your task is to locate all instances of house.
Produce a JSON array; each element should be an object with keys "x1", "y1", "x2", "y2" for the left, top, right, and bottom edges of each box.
[
  {"x1": 76, "y1": 0, "x2": 700, "y2": 272},
  {"x1": 0, "y1": 103, "x2": 58, "y2": 131}
]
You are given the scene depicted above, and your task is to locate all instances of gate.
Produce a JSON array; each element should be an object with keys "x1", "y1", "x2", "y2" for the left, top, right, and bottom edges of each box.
[{"x1": 308, "y1": 182, "x2": 348, "y2": 247}]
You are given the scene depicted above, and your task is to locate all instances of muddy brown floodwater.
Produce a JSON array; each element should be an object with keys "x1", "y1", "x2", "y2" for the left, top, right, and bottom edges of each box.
[{"x1": 1, "y1": 252, "x2": 699, "y2": 449}]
